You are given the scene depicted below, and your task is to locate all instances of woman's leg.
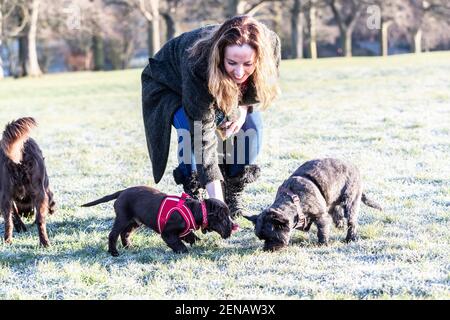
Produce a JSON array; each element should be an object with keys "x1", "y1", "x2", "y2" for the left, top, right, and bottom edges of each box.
[
  {"x1": 222, "y1": 111, "x2": 263, "y2": 218},
  {"x1": 228, "y1": 111, "x2": 263, "y2": 177},
  {"x1": 172, "y1": 107, "x2": 203, "y2": 198},
  {"x1": 172, "y1": 106, "x2": 196, "y2": 176}
]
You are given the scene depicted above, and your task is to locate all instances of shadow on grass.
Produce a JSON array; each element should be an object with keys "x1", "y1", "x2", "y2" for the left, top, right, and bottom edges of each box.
[
  {"x1": 1, "y1": 215, "x2": 372, "y2": 266},
  {"x1": 388, "y1": 176, "x2": 449, "y2": 186},
  {"x1": 0, "y1": 216, "x2": 261, "y2": 266},
  {"x1": 2, "y1": 213, "x2": 373, "y2": 265}
]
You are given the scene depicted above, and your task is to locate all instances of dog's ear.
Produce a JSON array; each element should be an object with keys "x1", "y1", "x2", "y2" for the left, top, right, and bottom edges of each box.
[
  {"x1": 206, "y1": 199, "x2": 231, "y2": 220},
  {"x1": 244, "y1": 214, "x2": 259, "y2": 225},
  {"x1": 267, "y1": 210, "x2": 289, "y2": 226},
  {"x1": 204, "y1": 199, "x2": 233, "y2": 238}
]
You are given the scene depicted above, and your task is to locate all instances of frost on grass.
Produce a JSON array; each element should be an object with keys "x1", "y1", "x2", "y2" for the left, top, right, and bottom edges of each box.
[{"x1": 0, "y1": 53, "x2": 449, "y2": 299}]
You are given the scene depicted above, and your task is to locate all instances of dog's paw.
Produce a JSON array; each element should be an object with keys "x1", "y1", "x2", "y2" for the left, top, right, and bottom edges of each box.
[
  {"x1": 109, "y1": 250, "x2": 120, "y2": 257},
  {"x1": 14, "y1": 224, "x2": 27, "y2": 233},
  {"x1": 174, "y1": 247, "x2": 189, "y2": 254},
  {"x1": 40, "y1": 240, "x2": 50, "y2": 248},
  {"x1": 181, "y1": 233, "x2": 200, "y2": 246},
  {"x1": 263, "y1": 243, "x2": 286, "y2": 252},
  {"x1": 336, "y1": 221, "x2": 345, "y2": 229},
  {"x1": 345, "y1": 235, "x2": 358, "y2": 243}
]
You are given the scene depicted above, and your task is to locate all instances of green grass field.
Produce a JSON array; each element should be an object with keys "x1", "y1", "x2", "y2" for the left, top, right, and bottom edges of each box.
[{"x1": 0, "y1": 52, "x2": 449, "y2": 299}]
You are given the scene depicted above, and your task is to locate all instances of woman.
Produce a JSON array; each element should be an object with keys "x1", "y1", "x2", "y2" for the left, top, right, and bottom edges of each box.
[{"x1": 142, "y1": 15, "x2": 280, "y2": 218}]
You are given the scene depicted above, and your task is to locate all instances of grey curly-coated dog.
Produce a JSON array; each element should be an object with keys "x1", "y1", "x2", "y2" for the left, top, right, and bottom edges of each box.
[{"x1": 246, "y1": 158, "x2": 382, "y2": 251}]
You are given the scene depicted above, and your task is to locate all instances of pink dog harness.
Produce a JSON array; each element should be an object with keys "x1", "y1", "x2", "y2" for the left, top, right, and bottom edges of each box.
[{"x1": 157, "y1": 193, "x2": 208, "y2": 237}]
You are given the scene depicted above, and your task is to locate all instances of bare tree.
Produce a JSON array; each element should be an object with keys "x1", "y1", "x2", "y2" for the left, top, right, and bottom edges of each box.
[
  {"x1": 40, "y1": 0, "x2": 110, "y2": 71},
  {"x1": 328, "y1": 0, "x2": 364, "y2": 57},
  {"x1": 226, "y1": 0, "x2": 281, "y2": 17},
  {"x1": 284, "y1": 0, "x2": 324, "y2": 59},
  {"x1": 364, "y1": 0, "x2": 400, "y2": 56},
  {"x1": 290, "y1": 0, "x2": 303, "y2": 58},
  {"x1": 0, "y1": 1, "x2": 4, "y2": 78},
  {"x1": 106, "y1": 0, "x2": 160, "y2": 57},
  {"x1": 14, "y1": 0, "x2": 43, "y2": 77},
  {"x1": 160, "y1": 0, "x2": 181, "y2": 41},
  {"x1": 0, "y1": 0, "x2": 30, "y2": 78},
  {"x1": 57, "y1": 0, "x2": 105, "y2": 71},
  {"x1": 50, "y1": 0, "x2": 142, "y2": 71},
  {"x1": 178, "y1": 0, "x2": 222, "y2": 26},
  {"x1": 226, "y1": 0, "x2": 240, "y2": 17},
  {"x1": 409, "y1": 0, "x2": 450, "y2": 53},
  {"x1": 362, "y1": 0, "x2": 450, "y2": 55},
  {"x1": 26, "y1": 0, "x2": 41, "y2": 76},
  {"x1": 105, "y1": 2, "x2": 143, "y2": 69},
  {"x1": 141, "y1": 0, "x2": 161, "y2": 55},
  {"x1": 304, "y1": 0, "x2": 327, "y2": 59}
]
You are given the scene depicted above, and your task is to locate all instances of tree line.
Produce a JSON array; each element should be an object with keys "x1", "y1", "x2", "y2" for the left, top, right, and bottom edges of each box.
[{"x1": 0, "y1": 0, "x2": 449, "y2": 79}]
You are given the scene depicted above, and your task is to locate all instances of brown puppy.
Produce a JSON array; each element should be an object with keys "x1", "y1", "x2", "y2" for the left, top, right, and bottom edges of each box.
[
  {"x1": 0, "y1": 117, "x2": 55, "y2": 247},
  {"x1": 82, "y1": 186, "x2": 234, "y2": 256}
]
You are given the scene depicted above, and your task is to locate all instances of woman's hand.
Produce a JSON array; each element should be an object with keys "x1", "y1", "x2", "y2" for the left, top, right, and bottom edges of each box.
[{"x1": 219, "y1": 106, "x2": 248, "y2": 138}]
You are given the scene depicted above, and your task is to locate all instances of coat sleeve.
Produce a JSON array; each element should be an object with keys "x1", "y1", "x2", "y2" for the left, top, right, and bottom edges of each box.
[
  {"x1": 182, "y1": 67, "x2": 223, "y2": 187},
  {"x1": 192, "y1": 112, "x2": 223, "y2": 186},
  {"x1": 273, "y1": 33, "x2": 281, "y2": 71},
  {"x1": 141, "y1": 63, "x2": 182, "y2": 184}
]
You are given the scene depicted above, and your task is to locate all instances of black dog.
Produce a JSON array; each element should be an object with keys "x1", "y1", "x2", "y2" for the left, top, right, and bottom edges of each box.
[
  {"x1": 82, "y1": 186, "x2": 234, "y2": 256},
  {"x1": 0, "y1": 117, "x2": 55, "y2": 246},
  {"x1": 246, "y1": 158, "x2": 382, "y2": 251}
]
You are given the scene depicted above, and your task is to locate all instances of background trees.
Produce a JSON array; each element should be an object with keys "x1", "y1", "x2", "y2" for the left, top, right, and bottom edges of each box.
[
  {"x1": 1, "y1": 0, "x2": 42, "y2": 77},
  {"x1": 1, "y1": 0, "x2": 449, "y2": 79}
]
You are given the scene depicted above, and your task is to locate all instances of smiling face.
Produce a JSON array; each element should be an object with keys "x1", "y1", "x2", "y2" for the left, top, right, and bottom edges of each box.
[{"x1": 223, "y1": 44, "x2": 256, "y2": 84}]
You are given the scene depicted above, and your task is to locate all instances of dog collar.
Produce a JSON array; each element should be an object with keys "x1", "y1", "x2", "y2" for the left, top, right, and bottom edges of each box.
[
  {"x1": 200, "y1": 200, "x2": 208, "y2": 230},
  {"x1": 278, "y1": 186, "x2": 300, "y2": 206},
  {"x1": 157, "y1": 193, "x2": 200, "y2": 237},
  {"x1": 277, "y1": 185, "x2": 307, "y2": 231}
]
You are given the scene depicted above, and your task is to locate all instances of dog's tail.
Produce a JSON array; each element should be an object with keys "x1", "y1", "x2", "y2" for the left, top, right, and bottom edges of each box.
[
  {"x1": 0, "y1": 117, "x2": 37, "y2": 164},
  {"x1": 361, "y1": 193, "x2": 383, "y2": 211},
  {"x1": 81, "y1": 191, "x2": 124, "y2": 207}
]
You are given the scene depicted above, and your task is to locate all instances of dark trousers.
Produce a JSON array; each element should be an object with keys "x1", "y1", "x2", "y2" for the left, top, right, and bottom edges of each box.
[{"x1": 172, "y1": 106, "x2": 263, "y2": 178}]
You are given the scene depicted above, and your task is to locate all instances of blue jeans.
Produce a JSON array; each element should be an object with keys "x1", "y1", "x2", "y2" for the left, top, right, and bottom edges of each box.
[{"x1": 172, "y1": 106, "x2": 263, "y2": 178}]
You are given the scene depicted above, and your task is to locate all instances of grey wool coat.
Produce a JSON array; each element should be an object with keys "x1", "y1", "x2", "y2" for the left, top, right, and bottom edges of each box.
[{"x1": 142, "y1": 24, "x2": 280, "y2": 186}]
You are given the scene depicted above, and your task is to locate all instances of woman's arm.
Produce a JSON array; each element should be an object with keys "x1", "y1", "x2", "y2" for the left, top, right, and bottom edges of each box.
[{"x1": 181, "y1": 62, "x2": 224, "y2": 189}]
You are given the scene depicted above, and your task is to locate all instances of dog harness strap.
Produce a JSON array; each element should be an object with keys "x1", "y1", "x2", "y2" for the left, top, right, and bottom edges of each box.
[
  {"x1": 181, "y1": 192, "x2": 190, "y2": 201},
  {"x1": 200, "y1": 201, "x2": 208, "y2": 229},
  {"x1": 157, "y1": 194, "x2": 199, "y2": 237},
  {"x1": 177, "y1": 205, "x2": 198, "y2": 237}
]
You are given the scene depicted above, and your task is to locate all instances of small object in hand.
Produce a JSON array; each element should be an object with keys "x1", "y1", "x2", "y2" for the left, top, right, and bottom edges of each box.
[
  {"x1": 216, "y1": 118, "x2": 231, "y2": 140},
  {"x1": 216, "y1": 127, "x2": 228, "y2": 141}
]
